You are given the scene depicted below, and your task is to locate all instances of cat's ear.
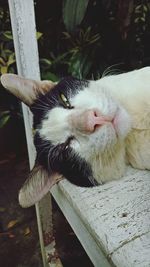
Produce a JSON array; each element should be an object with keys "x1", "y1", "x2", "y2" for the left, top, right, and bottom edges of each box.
[
  {"x1": 1, "y1": 74, "x2": 56, "y2": 106},
  {"x1": 19, "y1": 164, "x2": 63, "y2": 208}
]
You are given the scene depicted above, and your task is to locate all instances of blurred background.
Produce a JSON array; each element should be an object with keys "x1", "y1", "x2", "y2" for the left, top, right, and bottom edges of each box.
[{"x1": 0, "y1": 1, "x2": 150, "y2": 266}]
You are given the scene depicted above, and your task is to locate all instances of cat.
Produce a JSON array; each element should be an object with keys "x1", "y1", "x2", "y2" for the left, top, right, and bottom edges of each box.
[{"x1": 1, "y1": 67, "x2": 150, "y2": 207}]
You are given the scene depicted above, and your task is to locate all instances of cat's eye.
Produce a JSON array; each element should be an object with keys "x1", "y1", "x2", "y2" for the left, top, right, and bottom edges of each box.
[{"x1": 59, "y1": 93, "x2": 73, "y2": 109}]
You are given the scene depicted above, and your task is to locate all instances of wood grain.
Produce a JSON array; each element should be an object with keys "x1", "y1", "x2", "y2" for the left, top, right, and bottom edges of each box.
[
  {"x1": 51, "y1": 167, "x2": 150, "y2": 267},
  {"x1": 8, "y1": 1, "x2": 62, "y2": 266}
]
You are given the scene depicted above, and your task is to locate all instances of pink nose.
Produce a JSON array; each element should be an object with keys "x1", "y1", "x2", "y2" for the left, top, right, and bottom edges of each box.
[{"x1": 71, "y1": 109, "x2": 112, "y2": 133}]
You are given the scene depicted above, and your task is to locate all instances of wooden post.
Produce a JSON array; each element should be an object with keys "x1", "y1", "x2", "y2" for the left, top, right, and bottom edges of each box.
[{"x1": 8, "y1": 1, "x2": 62, "y2": 266}]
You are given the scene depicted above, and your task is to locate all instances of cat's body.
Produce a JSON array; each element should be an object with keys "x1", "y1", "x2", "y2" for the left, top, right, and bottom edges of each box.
[{"x1": 1, "y1": 67, "x2": 150, "y2": 207}]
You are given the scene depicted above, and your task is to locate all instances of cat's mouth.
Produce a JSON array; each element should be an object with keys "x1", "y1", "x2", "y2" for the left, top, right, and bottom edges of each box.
[
  {"x1": 94, "y1": 109, "x2": 129, "y2": 139},
  {"x1": 94, "y1": 116, "x2": 115, "y2": 132}
]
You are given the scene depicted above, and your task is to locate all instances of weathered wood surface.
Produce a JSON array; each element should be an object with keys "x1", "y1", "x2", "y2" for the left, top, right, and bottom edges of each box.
[
  {"x1": 8, "y1": 1, "x2": 62, "y2": 266},
  {"x1": 8, "y1": 0, "x2": 38, "y2": 166},
  {"x1": 51, "y1": 167, "x2": 150, "y2": 267}
]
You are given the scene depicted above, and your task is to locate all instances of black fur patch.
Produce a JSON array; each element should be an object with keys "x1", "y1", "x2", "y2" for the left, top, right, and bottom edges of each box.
[{"x1": 34, "y1": 132, "x2": 94, "y2": 187}]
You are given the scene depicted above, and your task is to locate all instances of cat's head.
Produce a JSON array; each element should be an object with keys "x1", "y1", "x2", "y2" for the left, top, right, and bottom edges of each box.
[{"x1": 1, "y1": 74, "x2": 131, "y2": 207}]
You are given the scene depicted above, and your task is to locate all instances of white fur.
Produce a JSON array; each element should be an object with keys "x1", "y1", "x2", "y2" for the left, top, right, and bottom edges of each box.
[
  {"x1": 39, "y1": 67, "x2": 150, "y2": 183},
  {"x1": 39, "y1": 71, "x2": 136, "y2": 183},
  {"x1": 96, "y1": 67, "x2": 150, "y2": 173}
]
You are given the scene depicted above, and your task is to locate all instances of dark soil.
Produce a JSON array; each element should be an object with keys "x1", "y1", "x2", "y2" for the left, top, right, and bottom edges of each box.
[{"x1": 0, "y1": 151, "x2": 93, "y2": 267}]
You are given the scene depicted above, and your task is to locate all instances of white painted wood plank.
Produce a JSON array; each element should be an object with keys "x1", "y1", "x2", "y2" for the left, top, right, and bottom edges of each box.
[
  {"x1": 8, "y1": 1, "x2": 61, "y2": 266},
  {"x1": 8, "y1": 0, "x2": 39, "y2": 168},
  {"x1": 51, "y1": 185, "x2": 112, "y2": 267},
  {"x1": 51, "y1": 167, "x2": 150, "y2": 267},
  {"x1": 111, "y1": 232, "x2": 150, "y2": 267}
]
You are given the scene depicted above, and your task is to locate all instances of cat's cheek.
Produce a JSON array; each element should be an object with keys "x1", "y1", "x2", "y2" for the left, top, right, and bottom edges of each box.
[{"x1": 113, "y1": 108, "x2": 132, "y2": 139}]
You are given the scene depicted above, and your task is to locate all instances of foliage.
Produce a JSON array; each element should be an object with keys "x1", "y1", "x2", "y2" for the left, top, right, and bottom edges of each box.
[
  {"x1": 63, "y1": 0, "x2": 89, "y2": 32},
  {"x1": 35, "y1": 0, "x2": 150, "y2": 80},
  {"x1": 0, "y1": 5, "x2": 44, "y2": 128},
  {"x1": 0, "y1": 31, "x2": 16, "y2": 74},
  {"x1": 56, "y1": 27, "x2": 101, "y2": 78},
  {"x1": 0, "y1": 111, "x2": 10, "y2": 128},
  {"x1": 0, "y1": 4, "x2": 18, "y2": 129}
]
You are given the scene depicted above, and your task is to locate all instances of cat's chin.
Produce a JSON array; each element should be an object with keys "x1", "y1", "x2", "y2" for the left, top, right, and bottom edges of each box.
[
  {"x1": 90, "y1": 141, "x2": 126, "y2": 184},
  {"x1": 93, "y1": 165, "x2": 126, "y2": 184}
]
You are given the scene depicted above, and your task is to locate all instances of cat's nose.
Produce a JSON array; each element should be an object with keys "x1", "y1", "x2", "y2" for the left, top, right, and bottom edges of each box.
[{"x1": 70, "y1": 109, "x2": 112, "y2": 133}]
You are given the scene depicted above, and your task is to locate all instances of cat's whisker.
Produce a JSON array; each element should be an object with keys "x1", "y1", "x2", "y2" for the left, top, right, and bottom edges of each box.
[
  {"x1": 32, "y1": 100, "x2": 50, "y2": 110},
  {"x1": 38, "y1": 98, "x2": 50, "y2": 108},
  {"x1": 50, "y1": 95, "x2": 58, "y2": 104},
  {"x1": 101, "y1": 63, "x2": 124, "y2": 78},
  {"x1": 68, "y1": 88, "x2": 72, "y2": 101},
  {"x1": 37, "y1": 145, "x2": 50, "y2": 160},
  {"x1": 45, "y1": 123, "x2": 68, "y2": 133},
  {"x1": 88, "y1": 176, "x2": 99, "y2": 186},
  {"x1": 36, "y1": 142, "x2": 50, "y2": 148},
  {"x1": 32, "y1": 106, "x2": 49, "y2": 111},
  {"x1": 46, "y1": 96, "x2": 57, "y2": 105},
  {"x1": 47, "y1": 146, "x2": 53, "y2": 172},
  {"x1": 78, "y1": 67, "x2": 82, "y2": 79}
]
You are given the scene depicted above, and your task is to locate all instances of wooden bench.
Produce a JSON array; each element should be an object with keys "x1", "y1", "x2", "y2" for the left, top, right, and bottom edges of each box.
[
  {"x1": 8, "y1": 1, "x2": 150, "y2": 266},
  {"x1": 51, "y1": 168, "x2": 150, "y2": 267}
]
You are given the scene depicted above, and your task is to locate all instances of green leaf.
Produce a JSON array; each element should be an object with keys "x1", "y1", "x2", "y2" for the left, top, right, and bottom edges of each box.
[
  {"x1": 69, "y1": 51, "x2": 92, "y2": 78},
  {"x1": 0, "y1": 66, "x2": 8, "y2": 74},
  {"x1": 51, "y1": 51, "x2": 71, "y2": 65},
  {"x1": 40, "y1": 58, "x2": 52, "y2": 66},
  {"x1": 3, "y1": 31, "x2": 13, "y2": 40},
  {"x1": 0, "y1": 111, "x2": 10, "y2": 117},
  {"x1": 41, "y1": 71, "x2": 59, "y2": 82},
  {"x1": 7, "y1": 53, "x2": 16, "y2": 67},
  {"x1": 0, "y1": 114, "x2": 10, "y2": 128},
  {"x1": 63, "y1": 0, "x2": 89, "y2": 32},
  {"x1": 143, "y1": 5, "x2": 148, "y2": 12},
  {"x1": 36, "y1": 32, "x2": 43, "y2": 40},
  {"x1": 0, "y1": 57, "x2": 6, "y2": 66}
]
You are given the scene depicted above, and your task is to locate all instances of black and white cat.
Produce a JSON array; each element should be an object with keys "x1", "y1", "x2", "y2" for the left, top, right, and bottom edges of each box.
[{"x1": 1, "y1": 67, "x2": 150, "y2": 207}]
